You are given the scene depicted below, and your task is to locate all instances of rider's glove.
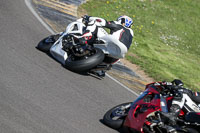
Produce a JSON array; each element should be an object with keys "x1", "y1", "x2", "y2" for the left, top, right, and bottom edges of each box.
[{"x1": 82, "y1": 15, "x2": 90, "y2": 25}]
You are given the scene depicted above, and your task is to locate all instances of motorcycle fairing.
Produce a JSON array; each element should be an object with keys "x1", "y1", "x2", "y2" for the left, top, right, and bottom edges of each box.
[
  {"x1": 50, "y1": 40, "x2": 68, "y2": 65},
  {"x1": 124, "y1": 86, "x2": 161, "y2": 131},
  {"x1": 94, "y1": 35, "x2": 127, "y2": 59},
  {"x1": 49, "y1": 20, "x2": 85, "y2": 65},
  {"x1": 65, "y1": 19, "x2": 86, "y2": 35},
  {"x1": 182, "y1": 94, "x2": 200, "y2": 112},
  {"x1": 94, "y1": 26, "x2": 128, "y2": 59}
]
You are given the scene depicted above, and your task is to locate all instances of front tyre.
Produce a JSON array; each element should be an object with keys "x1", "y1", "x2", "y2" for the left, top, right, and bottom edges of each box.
[
  {"x1": 65, "y1": 48, "x2": 105, "y2": 72},
  {"x1": 37, "y1": 34, "x2": 60, "y2": 53},
  {"x1": 103, "y1": 102, "x2": 132, "y2": 129}
]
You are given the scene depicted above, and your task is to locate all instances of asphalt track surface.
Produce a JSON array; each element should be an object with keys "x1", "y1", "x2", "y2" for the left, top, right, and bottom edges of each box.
[{"x1": 0, "y1": 0, "x2": 137, "y2": 132}]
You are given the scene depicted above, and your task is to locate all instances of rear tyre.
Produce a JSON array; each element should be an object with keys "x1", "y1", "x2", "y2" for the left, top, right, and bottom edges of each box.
[
  {"x1": 65, "y1": 48, "x2": 105, "y2": 72},
  {"x1": 37, "y1": 34, "x2": 60, "y2": 53},
  {"x1": 103, "y1": 102, "x2": 132, "y2": 129}
]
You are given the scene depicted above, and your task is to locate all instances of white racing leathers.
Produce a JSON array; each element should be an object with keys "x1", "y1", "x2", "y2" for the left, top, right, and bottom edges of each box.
[{"x1": 82, "y1": 17, "x2": 134, "y2": 59}]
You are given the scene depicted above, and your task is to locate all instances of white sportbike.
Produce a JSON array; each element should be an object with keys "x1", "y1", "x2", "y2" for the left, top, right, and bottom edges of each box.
[{"x1": 37, "y1": 18, "x2": 125, "y2": 75}]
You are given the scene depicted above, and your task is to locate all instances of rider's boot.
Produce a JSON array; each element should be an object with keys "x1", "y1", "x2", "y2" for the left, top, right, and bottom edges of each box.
[
  {"x1": 96, "y1": 70, "x2": 106, "y2": 77},
  {"x1": 89, "y1": 70, "x2": 106, "y2": 78},
  {"x1": 95, "y1": 63, "x2": 112, "y2": 71}
]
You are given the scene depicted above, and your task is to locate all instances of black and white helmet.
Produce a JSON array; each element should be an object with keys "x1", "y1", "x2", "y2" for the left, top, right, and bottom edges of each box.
[{"x1": 117, "y1": 15, "x2": 133, "y2": 28}]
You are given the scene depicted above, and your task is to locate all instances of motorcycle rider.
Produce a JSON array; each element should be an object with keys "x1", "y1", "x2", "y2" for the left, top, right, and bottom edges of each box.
[
  {"x1": 156, "y1": 79, "x2": 200, "y2": 125},
  {"x1": 78, "y1": 15, "x2": 134, "y2": 77}
]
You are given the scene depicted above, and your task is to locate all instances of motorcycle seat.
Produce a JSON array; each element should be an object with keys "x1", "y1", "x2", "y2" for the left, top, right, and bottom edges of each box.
[
  {"x1": 191, "y1": 92, "x2": 200, "y2": 103},
  {"x1": 185, "y1": 112, "x2": 200, "y2": 123}
]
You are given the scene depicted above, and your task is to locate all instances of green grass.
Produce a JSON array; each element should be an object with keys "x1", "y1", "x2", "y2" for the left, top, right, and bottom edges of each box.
[{"x1": 80, "y1": 0, "x2": 200, "y2": 89}]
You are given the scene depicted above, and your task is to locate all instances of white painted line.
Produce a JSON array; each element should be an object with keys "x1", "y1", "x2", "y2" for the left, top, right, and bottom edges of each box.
[
  {"x1": 24, "y1": 0, "x2": 139, "y2": 97},
  {"x1": 106, "y1": 74, "x2": 139, "y2": 96},
  {"x1": 25, "y1": 0, "x2": 55, "y2": 34}
]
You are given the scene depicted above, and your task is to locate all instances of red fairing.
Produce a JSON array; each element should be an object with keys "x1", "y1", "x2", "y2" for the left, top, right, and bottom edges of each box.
[
  {"x1": 179, "y1": 110, "x2": 185, "y2": 116},
  {"x1": 123, "y1": 86, "x2": 161, "y2": 131},
  {"x1": 145, "y1": 82, "x2": 163, "y2": 91},
  {"x1": 145, "y1": 82, "x2": 156, "y2": 89},
  {"x1": 196, "y1": 113, "x2": 200, "y2": 115}
]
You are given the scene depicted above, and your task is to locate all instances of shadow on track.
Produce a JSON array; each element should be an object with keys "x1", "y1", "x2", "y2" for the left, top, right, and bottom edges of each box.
[{"x1": 99, "y1": 119, "x2": 127, "y2": 133}]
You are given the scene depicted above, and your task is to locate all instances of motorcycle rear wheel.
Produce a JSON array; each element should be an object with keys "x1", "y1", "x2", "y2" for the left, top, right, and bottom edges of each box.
[
  {"x1": 103, "y1": 102, "x2": 132, "y2": 129},
  {"x1": 65, "y1": 48, "x2": 105, "y2": 72}
]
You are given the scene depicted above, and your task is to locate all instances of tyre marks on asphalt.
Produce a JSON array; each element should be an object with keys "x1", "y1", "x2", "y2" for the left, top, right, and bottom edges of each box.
[
  {"x1": 32, "y1": 0, "x2": 77, "y2": 32},
  {"x1": 33, "y1": 0, "x2": 77, "y2": 17},
  {"x1": 107, "y1": 71, "x2": 147, "y2": 93}
]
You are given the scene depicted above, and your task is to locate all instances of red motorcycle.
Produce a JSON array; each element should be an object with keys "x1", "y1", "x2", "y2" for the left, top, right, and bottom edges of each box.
[{"x1": 103, "y1": 82, "x2": 200, "y2": 133}]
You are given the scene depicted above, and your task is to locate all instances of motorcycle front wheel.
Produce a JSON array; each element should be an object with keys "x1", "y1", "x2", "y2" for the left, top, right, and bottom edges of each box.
[
  {"x1": 37, "y1": 34, "x2": 60, "y2": 53},
  {"x1": 65, "y1": 48, "x2": 105, "y2": 72},
  {"x1": 103, "y1": 102, "x2": 132, "y2": 129}
]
